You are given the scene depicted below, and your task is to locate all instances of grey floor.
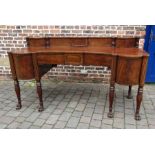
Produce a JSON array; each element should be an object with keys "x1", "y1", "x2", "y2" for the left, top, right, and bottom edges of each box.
[{"x1": 0, "y1": 80, "x2": 155, "y2": 129}]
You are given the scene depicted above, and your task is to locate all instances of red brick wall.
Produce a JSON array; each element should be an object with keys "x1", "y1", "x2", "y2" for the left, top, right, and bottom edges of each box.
[{"x1": 0, "y1": 25, "x2": 146, "y2": 83}]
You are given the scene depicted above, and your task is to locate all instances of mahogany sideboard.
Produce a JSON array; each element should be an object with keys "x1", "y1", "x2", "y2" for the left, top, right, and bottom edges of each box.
[{"x1": 8, "y1": 37, "x2": 149, "y2": 120}]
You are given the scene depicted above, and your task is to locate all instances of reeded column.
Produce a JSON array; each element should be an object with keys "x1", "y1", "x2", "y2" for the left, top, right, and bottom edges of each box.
[
  {"x1": 135, "y1": 86, "x2": 143, "y2": 120},
  {"x1": 36, "y1": 81, "x2": 44, "y2": 112},
  {"x1": 108, "y1": 84, "x2": 115, "y2": 118},
  {"x1": 14, "y1": 80, "x2": 22, "y2": 110}
]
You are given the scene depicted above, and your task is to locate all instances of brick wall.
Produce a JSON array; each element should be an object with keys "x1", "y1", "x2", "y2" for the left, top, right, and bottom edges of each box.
[{"x1": 0, "y1": 25, "x2": 146, "y2": 83}]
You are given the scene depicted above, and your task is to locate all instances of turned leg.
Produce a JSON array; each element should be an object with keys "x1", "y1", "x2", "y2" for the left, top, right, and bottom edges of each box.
[
  {"x1": 135, "y1": 86, "x2": 143, "y2": 121},
  {"x1": 107, "y1": 84, "x2": 115, "y2": 118},
  {"x1": 127, "y1": 85, "x2": 133, "y2": 99},
  {"x1": 14, "y1": 80, "x2": 22, "y2": 110},
  {"x1": 36, "y1": 81, "x2": 44, "y2": 112}
]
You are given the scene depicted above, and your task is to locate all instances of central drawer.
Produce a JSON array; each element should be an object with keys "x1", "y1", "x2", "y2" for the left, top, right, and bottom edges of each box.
[{"x1": 65, "y1": 54, "x2": 83, "y2": 65}]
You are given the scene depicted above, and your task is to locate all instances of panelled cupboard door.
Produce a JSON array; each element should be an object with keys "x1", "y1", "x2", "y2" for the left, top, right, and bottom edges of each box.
[
  {"x1": 116, "y1": 57, "x2": 142, "y2": 85},
  {"x1": 13, "y1": 54, "x2": 35, "y2": 80}
]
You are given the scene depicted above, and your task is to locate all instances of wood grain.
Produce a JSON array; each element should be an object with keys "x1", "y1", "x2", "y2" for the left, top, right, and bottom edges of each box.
[{"x1": 8, "y1": 37, "x2": 149, "y2": 120}]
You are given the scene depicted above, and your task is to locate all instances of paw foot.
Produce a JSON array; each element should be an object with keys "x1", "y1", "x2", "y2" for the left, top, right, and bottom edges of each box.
[
  {"x1": 107, "y1": 112, "x2": 114, "y2": 118},
  {"x1": 38, "y1": 106, "x2": 44, "y2": 112},
  {"x1": 135, "y1": 114, "x2": 141, "y2": 121},
  {"x1": 126, "y1": 95, "x2": 133, "y2": 99},
  {"x1": 16, "y1": 104, "x2": 22, "y2": 110}
]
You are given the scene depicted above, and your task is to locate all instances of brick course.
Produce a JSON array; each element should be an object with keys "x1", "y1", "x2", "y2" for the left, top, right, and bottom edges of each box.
[{"x1": 0, "y1": 25, "x2": 146, "y2": 83}]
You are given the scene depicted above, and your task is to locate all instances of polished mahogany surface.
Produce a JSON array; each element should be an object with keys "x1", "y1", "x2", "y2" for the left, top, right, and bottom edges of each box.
[
  {"x1": 12, "y1": 47, "x2": 147, "y2": 57},
  {"x1": 8, "y1": 37, "x2": 149, "y2": 120}
]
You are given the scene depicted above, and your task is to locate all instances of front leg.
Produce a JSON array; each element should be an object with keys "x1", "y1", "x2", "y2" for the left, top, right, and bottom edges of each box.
[
  {"x1": 14, "y1": 80, "x2": 22, "y2": 110},
  {"x1": 36, "y1": 81, "x2": 44, "y2": 112},
  {"x1": 135, "y1": 86, "x2": 143, "y2": 121},
  {"x1": 107, "y1": 84, "x2": 115, "y2": 118}
]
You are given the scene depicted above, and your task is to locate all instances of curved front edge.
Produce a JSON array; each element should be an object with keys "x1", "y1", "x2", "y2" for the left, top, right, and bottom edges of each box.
[
  {"x1": 116, "y1": 56, "x2": 142, "y2": 85},
  {"x1": 12, "y1": 53, "x2": 35, "y2": 80},
  {"x1": 8, "y1": 52, "x2": 35, "y2": 110},
  {"x1": 115, "y1": 55, "x2": 149, "y2": 120}
]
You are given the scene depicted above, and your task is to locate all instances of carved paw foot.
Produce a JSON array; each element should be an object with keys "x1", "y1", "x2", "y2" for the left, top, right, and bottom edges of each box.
[
  {"x1": 126, "y1": 95, "x2": 133, "y2": 99},
  {"x1": 38, "y1": 105, "x2": 44, "y2": 112},
  {"x1": 135, "y1": 113, "x2": 141, "y2": 121},
  {"x1": 16, "y1": 103, "x2": 22, "y2": 110},
  {"x1": 107, "y1": 112, "x2": 114, "y2": 118}
]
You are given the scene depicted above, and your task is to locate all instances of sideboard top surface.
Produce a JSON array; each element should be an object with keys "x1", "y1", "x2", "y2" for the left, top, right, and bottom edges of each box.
[
  {"x1": 9, "y1": 37, "x2": 149, "y2": 58},
  {"x1": 10, "y1": 47, "x2": 148, "y2": 58}
]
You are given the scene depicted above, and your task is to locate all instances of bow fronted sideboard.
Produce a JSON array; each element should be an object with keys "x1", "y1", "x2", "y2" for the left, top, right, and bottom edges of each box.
[{"x1": 8, "y1": 37, "x2": 149, "y2": 120}]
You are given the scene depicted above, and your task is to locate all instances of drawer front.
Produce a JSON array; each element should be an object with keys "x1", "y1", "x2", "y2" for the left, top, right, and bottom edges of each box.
[
  {"x1": 84, "y1": 54, "x2": 112, "y2": 67},
  {"x1": 37, "y1": 54, "x2": 65, "y2": 64},
  {"x1": 65, "y1": 54, "x2": 83, "y2": 65}
]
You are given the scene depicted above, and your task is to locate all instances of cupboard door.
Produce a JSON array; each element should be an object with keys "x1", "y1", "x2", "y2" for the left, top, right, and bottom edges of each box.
[{"x1": 116, "y1": 57, "x2": 142, "y2": 85}]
